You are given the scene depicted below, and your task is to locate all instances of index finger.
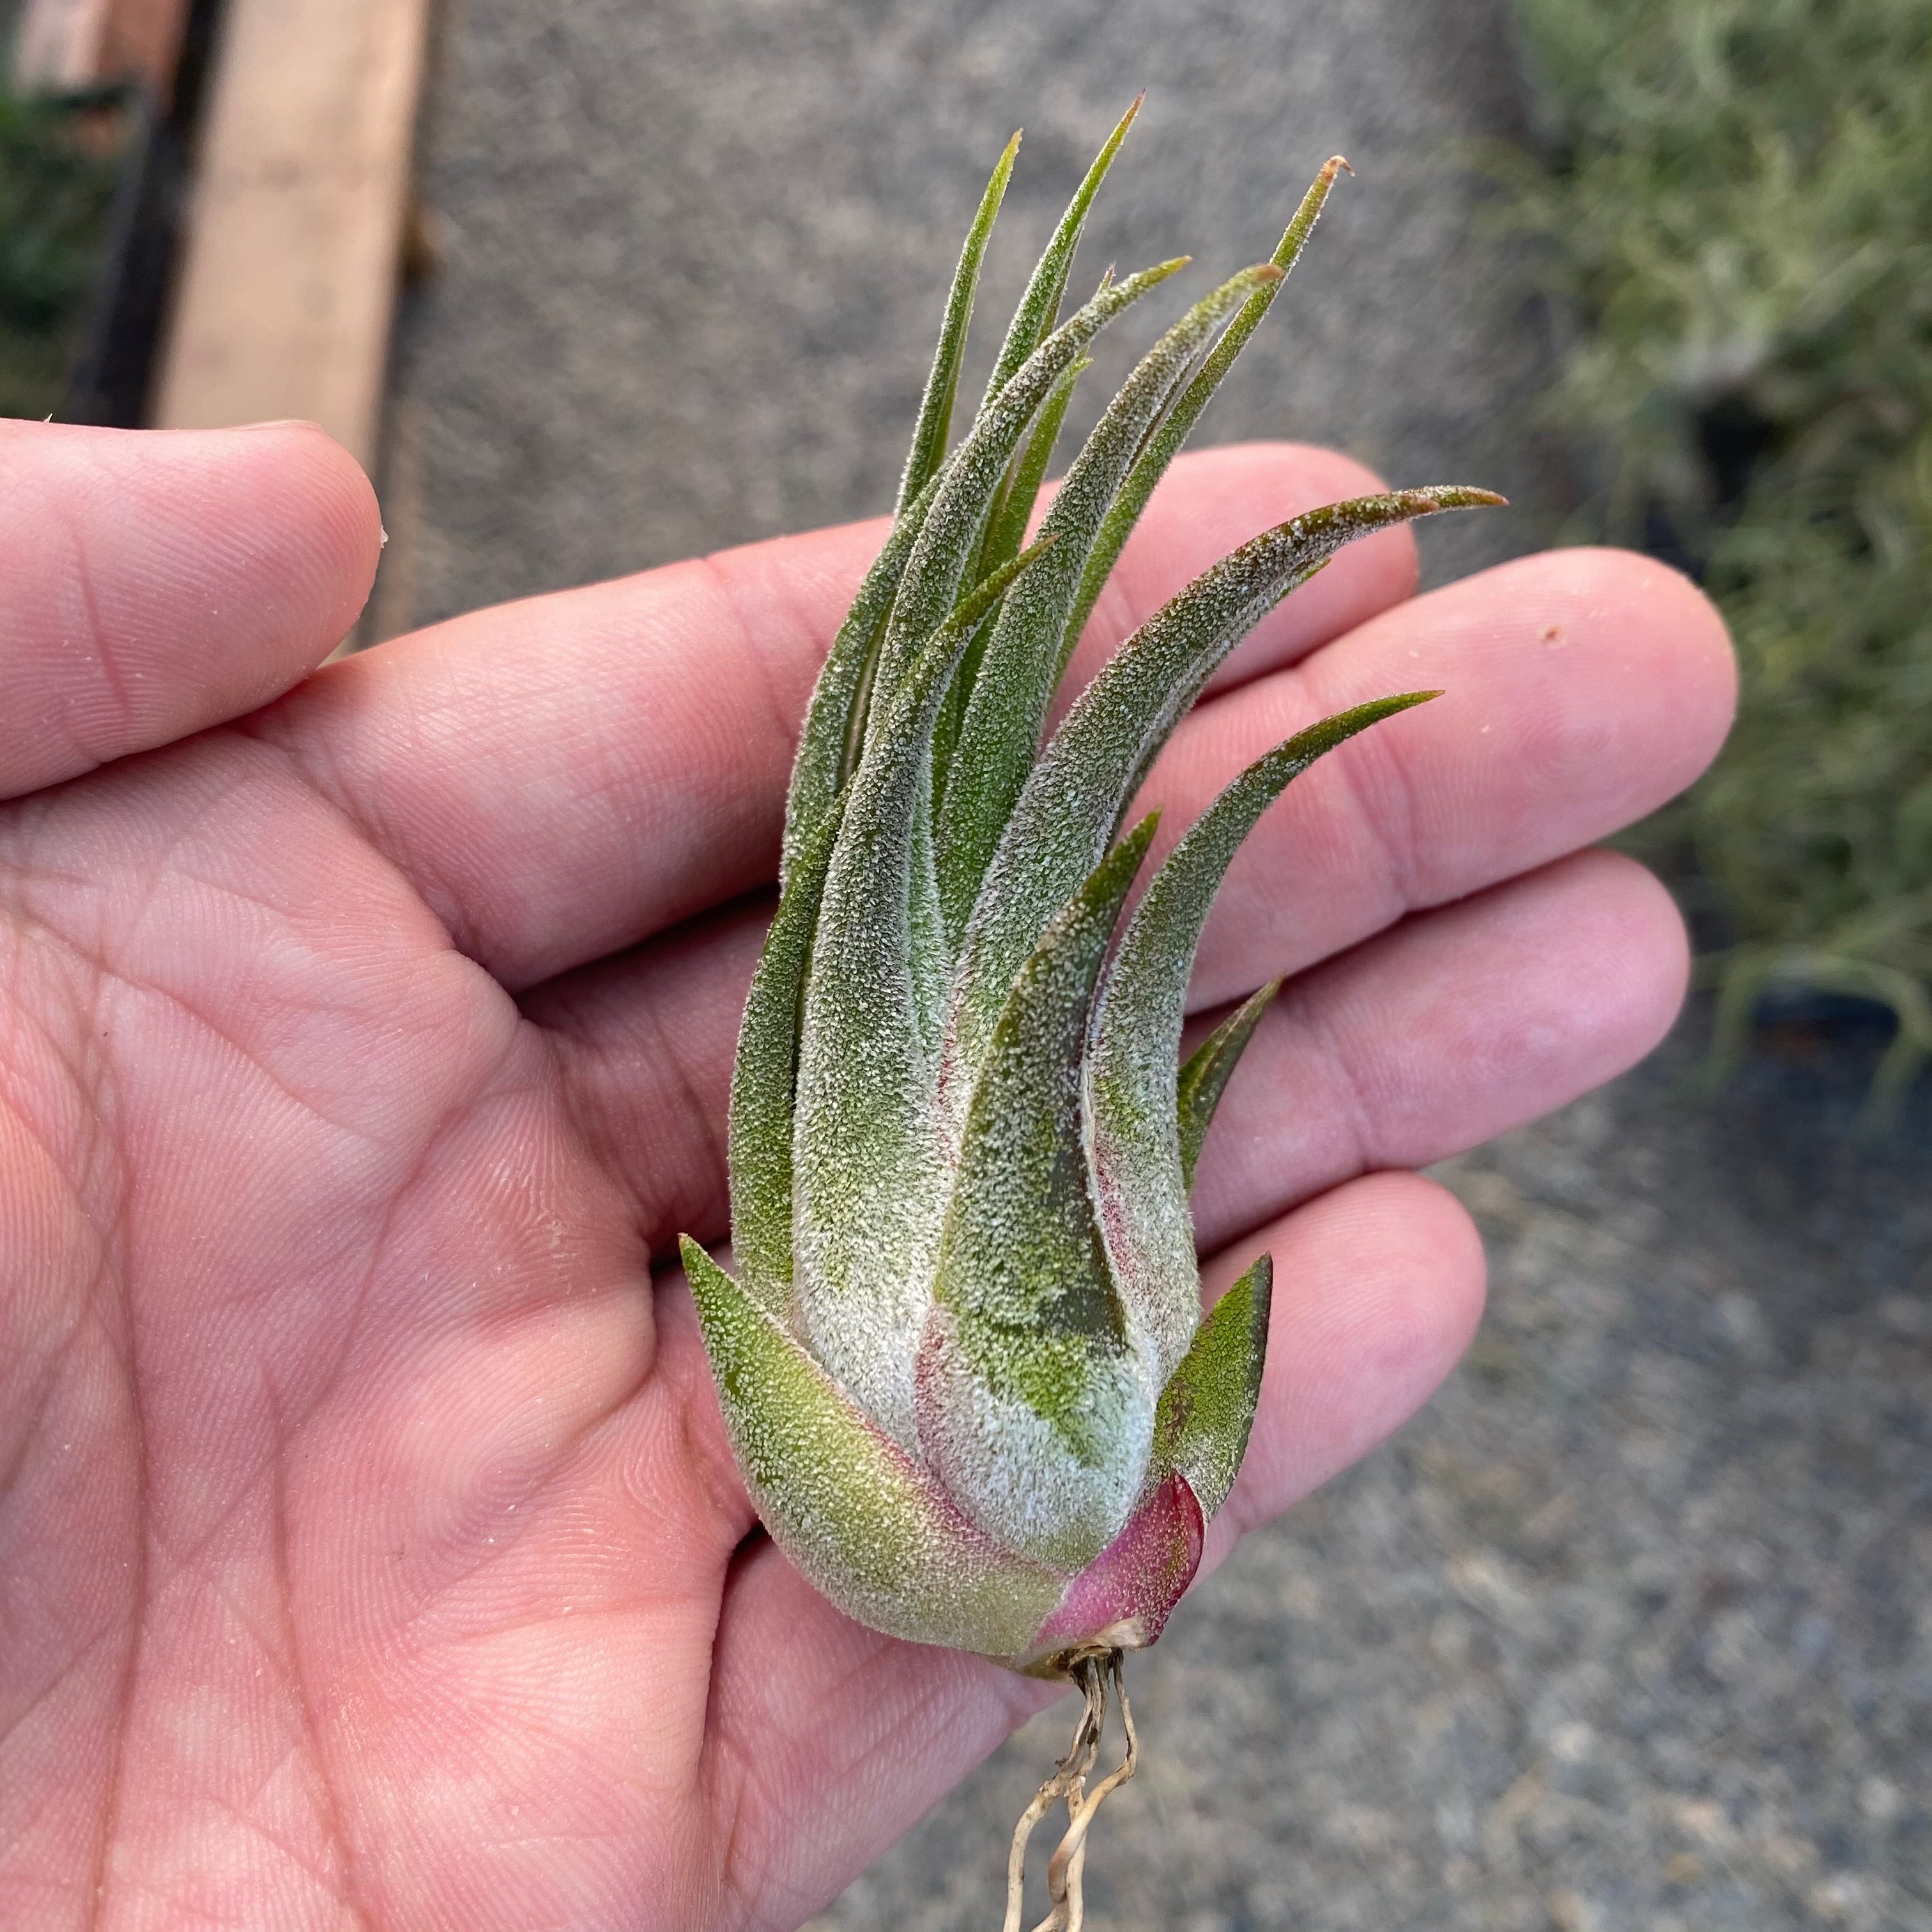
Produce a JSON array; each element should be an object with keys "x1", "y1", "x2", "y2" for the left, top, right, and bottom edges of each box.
[{"x1": 244, "y1": 444, "x2": 1418, "y2": 988}]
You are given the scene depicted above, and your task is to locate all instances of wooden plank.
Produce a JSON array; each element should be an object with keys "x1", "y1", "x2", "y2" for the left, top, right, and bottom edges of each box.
[
  {"x1": 152, "y1": 0, "x2": 431, "y2": 470},
  {"x1": 13, "y1": 0, "x2": 192, "y2": 96}
]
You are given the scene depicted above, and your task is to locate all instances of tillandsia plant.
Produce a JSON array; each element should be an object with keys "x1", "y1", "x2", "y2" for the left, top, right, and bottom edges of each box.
[{"x1": 677, "y1": 98, "x2": 1500, "y2": 1926}]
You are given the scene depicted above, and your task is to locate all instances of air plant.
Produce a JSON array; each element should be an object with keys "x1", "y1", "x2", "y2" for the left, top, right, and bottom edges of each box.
[{"x1": 679, "y1": 98, "x2": 1499, "y2": 1928}]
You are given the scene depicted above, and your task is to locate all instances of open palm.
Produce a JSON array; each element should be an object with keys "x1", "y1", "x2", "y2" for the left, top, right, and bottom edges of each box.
[{"x1": 0, "y1": 420, "x2": 1731, "y2": 1931}]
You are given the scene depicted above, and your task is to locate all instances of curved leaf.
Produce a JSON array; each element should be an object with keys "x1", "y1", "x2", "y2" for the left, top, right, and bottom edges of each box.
[
  {"x1": 1087, "y1": 694, "x2": 1439, "y2": 1375},
  {"x1": 1176, "y1": 978, "x2": 1280, "y2": 1191},
  {"x1": 681, "y1": 1236, "x2": 1064, "y2": 1656},
  {"x1": 728, "y1": 785, "x2": 848, "y2": 1314},
  {"x1": 1151, "y1": 1252, "x2": 1272, "y2": 1522},
  {"x1": 919, "y1": 818, "x2": 1159, "y2": 1570},
  {"x1": 944, "y1": 487, "x2": 1500, "y2": 1118}
]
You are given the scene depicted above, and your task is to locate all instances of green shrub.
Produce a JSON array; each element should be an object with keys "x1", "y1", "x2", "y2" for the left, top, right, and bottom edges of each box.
[
  {"x1": 0, "y1": 90, "x2": 121, "y2": 420},
  {"x1": 1499, "y1": 0, "x2": 1932, "y2": 1103}
]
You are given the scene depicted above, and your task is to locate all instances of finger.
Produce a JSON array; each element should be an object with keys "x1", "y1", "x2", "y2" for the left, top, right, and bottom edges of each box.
[
  {"x1": 691, "y1": 1170, "x2": 1482, "y2": 1927},
  {"x1": 527, "y1": 541, "x2": 1726, "y2": 1243},
  {"x1": 531, "y1": 847, "x2": 1679, "y2": 1268},
  {"x1": 1202, "y1": 1171, "x2": 1487, "y2": 1559},
  {"x1": 0, "y1": 420, "x2": 381, "y2": 799},
  {"x1": 1187, "y1": 847, "x2": 1687, "y2": 1254},
  {"x1": 1143, "y1": 544, "x2": 1735, "y2": 1011},
  {"x1": 248, "y1": 445, "x2": 1418, "y2": 989}
]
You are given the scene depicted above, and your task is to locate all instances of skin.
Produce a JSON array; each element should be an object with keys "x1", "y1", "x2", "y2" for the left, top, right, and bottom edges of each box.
[{"x1": 0, "y1": 418, "x2": 1734, "y2": 1931}]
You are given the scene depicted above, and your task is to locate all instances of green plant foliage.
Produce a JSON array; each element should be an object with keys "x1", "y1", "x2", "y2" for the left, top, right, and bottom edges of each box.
[
  {"x1": 0, "y1": 91, "x2": 119, "y2": 420},
  {"x1": 688, "y1": 113, "x2": 1498, "y2": 1669},
  {"x1": 1496, "y1": 0, "x2": 1932, "y2": 1102}
]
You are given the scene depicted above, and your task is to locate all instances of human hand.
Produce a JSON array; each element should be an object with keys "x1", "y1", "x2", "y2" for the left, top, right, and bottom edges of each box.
[{"x1": 0, "y1": 420, "x2": 1731, "y2": 1930}]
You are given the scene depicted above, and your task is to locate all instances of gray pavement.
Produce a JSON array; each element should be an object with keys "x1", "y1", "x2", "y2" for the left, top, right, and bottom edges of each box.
[
  {"x1": 382, "y1": 4, "x2": 1931, "y2": 1928},
  {"x1": 379, "y1": 0, "x2": 1549, "y2": 634}
]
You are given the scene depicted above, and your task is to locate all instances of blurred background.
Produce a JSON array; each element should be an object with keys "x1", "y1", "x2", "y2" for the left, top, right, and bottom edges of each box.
[{"x1": 6, "y1": 1, "x2": 1929, "y2": 1927}]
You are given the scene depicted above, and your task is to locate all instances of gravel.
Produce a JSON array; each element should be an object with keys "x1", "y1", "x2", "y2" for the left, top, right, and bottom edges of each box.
[{"x1": 382, "y1": 5, "x2": 1932, "y2": 1928}]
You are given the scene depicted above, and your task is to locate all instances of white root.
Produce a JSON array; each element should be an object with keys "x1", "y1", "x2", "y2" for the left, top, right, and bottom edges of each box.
[{"x1": 1002, "y1": 1650, "x2": 1138, "y2": 1932}]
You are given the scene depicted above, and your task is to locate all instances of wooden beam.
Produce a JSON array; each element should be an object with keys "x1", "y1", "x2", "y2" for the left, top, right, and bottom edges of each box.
[
  {"x1": 152, "y1": 0, "x2": 431, "y2": 471},
  {"x1": 12, "y1": 0, "x2": 192, "y2": 97}
]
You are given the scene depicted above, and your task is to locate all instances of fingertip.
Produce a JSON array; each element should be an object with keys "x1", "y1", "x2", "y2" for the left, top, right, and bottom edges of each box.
[
  {"x1": 1556, "y1": 845, "x2": 1692, "y2": 1052},
  {"x1": 1533, "y1": 544, "x2": 1739, "y2": 767},
  {"x1": 0, "y1": 420, "x2": 387, "y2": 794},
  {"x1": 213, "y1": 420, "x2": 386, "y2": 644},
  {"x1": 1269, "y1": 543, "x2": 1740, "y2": 911},
  {"x1": 1298, "y1": 1169, "x2": 1490, "y2": 1383}
]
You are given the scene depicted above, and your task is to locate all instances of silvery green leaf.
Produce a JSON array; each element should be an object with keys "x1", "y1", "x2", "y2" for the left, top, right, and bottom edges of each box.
[
  {"x1": 682, "y1": 1236, "x2": 1064, "y2": 1655},
  {"x1": 972, "y1": 348, "x2": 1089, "y2": 589},
  {"x1": 792, "y1": 541, "x2": 1057, "y2": 1448},
  {"x1": 945, "y1": 487, "x2": 1501, "y2": 1120},
  {"x1": 1088, "y1": 694, "x2": 1439, "y2": 1377},
  {"x1": 1151, "y1": 1252, "x2": 1272, "y2": 1522},
  {"x1": 728, "y1": 785, "x2": 847, "y2": 1314},
  {"x1": 920, "y1": 818, "x2": 1158, "y2": 1570}
]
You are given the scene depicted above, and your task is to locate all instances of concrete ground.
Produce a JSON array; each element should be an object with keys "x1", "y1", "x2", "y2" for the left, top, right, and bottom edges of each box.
[
  {"x1": 376, "y1": 0, "x2": 1551, "y2": 636},
  {"x1": 380, "y1": 4, "x2": 1931, "y2": 1928}
]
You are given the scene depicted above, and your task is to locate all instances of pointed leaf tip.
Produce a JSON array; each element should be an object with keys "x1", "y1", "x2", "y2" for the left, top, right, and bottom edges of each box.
[
  {"x1": 1176, "y1": 977, "x2": 1282, "y2": 1190},
  {"x1": 1404, "y1": 485, "x2": 1507, "y2": 511},
  {"x1": 978, "y1": 94, "x2": 1148, "y2": 409},
  {"x1": 897, "y1": 128, "x2": 1025, "y2": 512},
  {"x1": 1152, "y1": 1252, "x2": 1273, "y2": 1523}
]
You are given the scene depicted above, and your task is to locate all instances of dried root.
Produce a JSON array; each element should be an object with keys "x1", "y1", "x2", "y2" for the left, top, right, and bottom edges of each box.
[{"x1": 1002, "y1": 1648, "x2": 1138, "y2": 1932}]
